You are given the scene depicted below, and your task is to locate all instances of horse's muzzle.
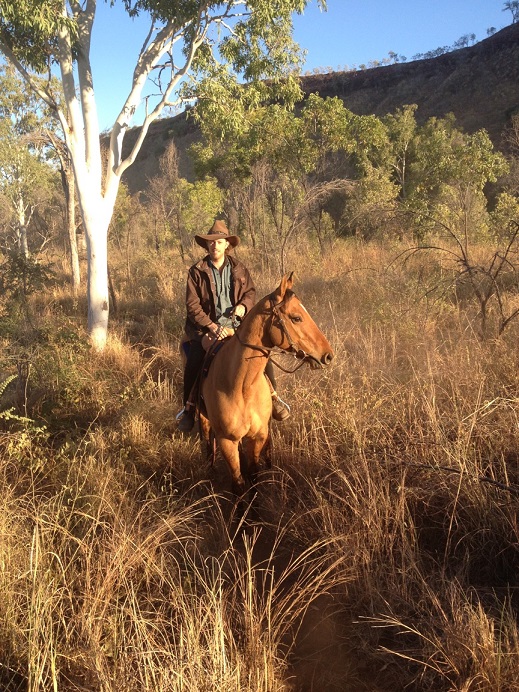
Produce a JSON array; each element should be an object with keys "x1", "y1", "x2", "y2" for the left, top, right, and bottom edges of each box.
[
  {"x1": 321, "y1": 351, "x2": 334, "y2": 366},
  {"x1": 306, "y1": 350, "x2": 334, "y2": 369}
]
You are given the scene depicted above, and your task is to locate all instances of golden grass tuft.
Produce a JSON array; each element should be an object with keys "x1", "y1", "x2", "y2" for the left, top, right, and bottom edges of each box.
[{"x1": 0, "y1": 237, "x2": 519, "y2": 689}]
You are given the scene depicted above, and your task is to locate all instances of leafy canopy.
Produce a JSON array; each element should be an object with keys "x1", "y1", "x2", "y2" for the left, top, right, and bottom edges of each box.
[
  {"x1": 0, "y1": 0, "x2": 77, "y2": 71},
  {"x1": 0, "y1": 0, "x2": 326, "y2": 133}
]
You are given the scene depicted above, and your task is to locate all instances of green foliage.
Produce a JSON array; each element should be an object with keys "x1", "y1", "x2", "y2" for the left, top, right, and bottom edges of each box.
[
  {"x1": 145, "y1": 142, "x2": 223, "y2": 260},
  {"x1": 184, "y1": 2, "x2": 330, "y2": 138},
  {"x1": 0, "y1": 405, "x2": 39, "y2": 428},
  {"x1": 0, "y1": 65, "x2": 60, "y2": 257},
  {"x1": 379, "y1": 111, "x2": 508, "y2": 240},
  {"x1": 490, "y1": 191, "x2": 519, "y2": 239},
  {"x1": 410, "y1": 116, "x2": 507, "y2": 197},
  {"x1": 0, "y1": 64, "x2": 39, "y2": 133},
  {"x1": 180, "y1": 178, "x2": 223, "y2": 235},
  {"x1": 104, "y1": 2, "x2": 311, "y2": 142},
  {"x1": 381, "y1": 104, "x2": 418, "y2": 195},
  {"x1": 191, "y1": 92, "x2": 513, "y2": 243},
  {"x1": 434, "y1": 186, "x2": 491, "y2": 242},
  {"x1": 347, "y1": 167, "x2": 399, "y2": 234},
  {"x1": 0, "y1": 0, "x2": 78, "y2": 71},
  {"x1": 0, "y1": 117, "x2": 55, "y2": 198},
  {"x1": 0, "y1": 251, "x2": 56, "y2": 309},
  {"x1": 0, "y1": 373, "x2": 17, "y2": 398},
  {"x1": 300, "y1": 93, "x2": 354, "y2": 154},
  {"x1": 347, "y1": 112, "x2": 389, "y2": 174},
  {"x1": 0, "y1": 375, "x2": 48, "y2": 469}
]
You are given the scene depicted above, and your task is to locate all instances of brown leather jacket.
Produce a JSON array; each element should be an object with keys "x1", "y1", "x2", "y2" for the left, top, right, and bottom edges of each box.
[{"x1": 184, "y1": 255, "x2": 256, "y2": 341}]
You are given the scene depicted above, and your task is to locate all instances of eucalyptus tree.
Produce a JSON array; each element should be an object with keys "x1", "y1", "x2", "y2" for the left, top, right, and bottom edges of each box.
[
  {"x1": 381, "y1": 104, "x2": 418, "y2": 200},
  {"x1": 146, "y1": 141, "x2": 222, "y2": 262},
  {"x1": 0, "y1": 120, "x2": 52, "y2": 256},
  {"x1": 193, "y1": 91, "x2": 398, "y2": 246},
  {"x1": 0, "y1": 65, "x2": 57, "y2": 257},
  {"x1": 0, "y1": 64, "x2": 80, "y2": 290},
  {"x1": 0, "y1": 0, "x2": 324, "y2": 350},
  {"x1": 405, "y1": 115, "x2": 508, "y2": 240},
  {"x1": 192, "y1": 97, "x2": 340, "y2": 264},
  {"x1": 503, "y1": 1, "x2": 519, "y2": 23}
]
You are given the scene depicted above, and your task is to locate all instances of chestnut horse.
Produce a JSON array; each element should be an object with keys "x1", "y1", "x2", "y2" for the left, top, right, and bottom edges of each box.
[{"x1": 199, "y1": 273, "x2": 333, "y2": 497}]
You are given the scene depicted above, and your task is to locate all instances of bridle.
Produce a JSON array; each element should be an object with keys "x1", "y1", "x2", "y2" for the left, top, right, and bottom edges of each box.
[{"x1": 234, "y1": 293, "x2": 321, "y2": 373}]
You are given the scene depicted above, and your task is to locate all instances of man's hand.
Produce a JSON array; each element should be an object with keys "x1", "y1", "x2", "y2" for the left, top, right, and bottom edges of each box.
[
  {"x1": 218, "y1": 326, "x2": 234, "y2": 339},
  {"x1": 210, "y1": 323, "x2": 234, "y2": 340},
  {"x1": 233, "y1": 304, "x2": 246, "y2": 319}
]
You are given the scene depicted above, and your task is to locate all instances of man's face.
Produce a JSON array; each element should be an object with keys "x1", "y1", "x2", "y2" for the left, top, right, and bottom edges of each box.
[{"x1": 207, "y1": 238, "x2": 229, "y2": 262}]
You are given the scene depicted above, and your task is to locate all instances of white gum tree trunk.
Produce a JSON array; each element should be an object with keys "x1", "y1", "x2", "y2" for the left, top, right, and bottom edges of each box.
[
  {"x1": 15, "y1": 195, "x2": 30, "y2": 258},
  {"x1": 80, "y1": 199, "x2": 111, "y2": 350},
  {"x1": 53, "y1": 5, "x2": 121, "y2": 350},
  {"x1": 63, "y1": 165, "x2": 81, "y2": 296},
  {"x1": 46, "y1": 2, "x2": 200, "y2": 350}
]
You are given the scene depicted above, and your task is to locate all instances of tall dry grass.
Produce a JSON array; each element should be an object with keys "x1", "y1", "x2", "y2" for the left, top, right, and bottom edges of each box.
[{"x1": 0, "y1": 237, "x2": 518, "y2": 690}]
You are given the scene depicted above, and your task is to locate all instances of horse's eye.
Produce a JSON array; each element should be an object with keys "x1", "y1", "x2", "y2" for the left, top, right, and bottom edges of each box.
[{"x1": 290, "y1": 314, "x2": 303, "y2": 323}]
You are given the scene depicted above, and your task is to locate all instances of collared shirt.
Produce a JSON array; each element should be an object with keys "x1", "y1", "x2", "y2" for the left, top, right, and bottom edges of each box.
[{"x1": 209, "y1": 258, "x2": 233, "y2": 327}]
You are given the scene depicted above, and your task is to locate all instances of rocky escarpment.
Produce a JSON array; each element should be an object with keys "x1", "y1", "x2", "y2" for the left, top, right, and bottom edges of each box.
[{"x1": 120, "y1": 22, "x2": 519, "y2": 194}]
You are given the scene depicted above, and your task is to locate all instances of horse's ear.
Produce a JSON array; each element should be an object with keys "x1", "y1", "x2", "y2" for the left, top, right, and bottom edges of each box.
[
  {"x1": 278, "y1": 272, "x2": 294, "y2": 298},
  {"x1": 273, "y1": 272, "x2": 295, "y2": 302}
]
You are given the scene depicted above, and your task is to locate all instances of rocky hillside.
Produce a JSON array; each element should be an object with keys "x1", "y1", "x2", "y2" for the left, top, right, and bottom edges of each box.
[{"x1": 121, "y1": 22, "x2": 519, "y2": 194}]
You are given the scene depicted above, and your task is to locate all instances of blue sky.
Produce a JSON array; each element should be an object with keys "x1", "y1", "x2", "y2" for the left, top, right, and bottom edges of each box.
[{"x1": 91, "y1": 0, "x2": 509, "y2": 131}]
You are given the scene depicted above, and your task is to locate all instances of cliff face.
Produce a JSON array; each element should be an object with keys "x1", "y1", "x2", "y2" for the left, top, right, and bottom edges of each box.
[
  {"x1": 299, "y1": 22, "x2": 519, "y2": 144},
  {"x1": 121, "y1": 23, "x2": 519, "y2": 194}
]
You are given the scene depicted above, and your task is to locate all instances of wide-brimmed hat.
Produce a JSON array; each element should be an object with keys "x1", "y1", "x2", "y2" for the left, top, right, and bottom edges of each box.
[{"x1": 194, "y1": 220, "x2": 240, "y2": 248}]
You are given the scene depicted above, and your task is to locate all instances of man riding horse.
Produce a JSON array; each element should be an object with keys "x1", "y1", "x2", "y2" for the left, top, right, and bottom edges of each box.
[{"x1": 176, "y1": 219, "x2": 291, "y2": 432}]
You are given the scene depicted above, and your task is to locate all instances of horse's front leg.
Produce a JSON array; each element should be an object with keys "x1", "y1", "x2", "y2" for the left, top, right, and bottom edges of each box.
[
  {"x1": 198, "y1": 413, "x2": 216, "y2": 467},
  {"x1": 262, "y1": 426, "x2": 272, "y2": 470},
  {"x1": 242, "y1": 432, "x2": 269, "y2": 486},
  {"x1": 219, "y1": 438, "x2": 246, "y2": 497}
]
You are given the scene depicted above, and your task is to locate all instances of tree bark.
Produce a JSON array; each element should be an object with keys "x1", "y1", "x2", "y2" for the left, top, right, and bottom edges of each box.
[
  {"x1": 15, "y1": 196, "x2": 29, "y2": 257},
  {"x1": 83, "y1": 206, "x2": 110, "y2": 351},
  {"x1": 61, "y1": 164, "x2": 81, "y2": 295}
]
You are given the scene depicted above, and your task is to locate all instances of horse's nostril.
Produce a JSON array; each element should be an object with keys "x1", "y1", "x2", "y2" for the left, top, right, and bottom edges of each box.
[{"x1": 322, "y1": 351, "x2": 334, "y2": 365}]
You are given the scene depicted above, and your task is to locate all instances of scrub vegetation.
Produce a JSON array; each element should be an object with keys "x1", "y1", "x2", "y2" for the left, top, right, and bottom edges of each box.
[
  {"x1": 2, "y1": 223, "x2": 519, "y2": 689},
  {"x1": 2, "y1": 55, "x2": 519, "y2": 690}
]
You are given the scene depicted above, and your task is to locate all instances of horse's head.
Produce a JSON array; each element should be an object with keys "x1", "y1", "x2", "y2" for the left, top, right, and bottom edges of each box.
[{"x1": 268, "y1": 273, "x2": 334, "y2": 369}]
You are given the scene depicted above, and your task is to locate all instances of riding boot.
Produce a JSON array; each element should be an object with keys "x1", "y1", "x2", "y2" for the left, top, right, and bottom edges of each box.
[
  {"x1": 264, "y1": 373, "x2": 291, "y2": 421},
  {"x1": 178, "y1": 340, "x2": 205, "y2": 433},
  {"x1": 271, "y1": 393, "x2": 291, "y2": 421},
  {"x1": 177, "y1": 408, "x2": 195, "y2": 432}
]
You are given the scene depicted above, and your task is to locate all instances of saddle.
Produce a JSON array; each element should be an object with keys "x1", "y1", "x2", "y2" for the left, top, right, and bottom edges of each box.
[
  {"x1": 201, "y1": 338, "x2": 228, "y2": 379},
  {"x1": 188, "y1": 335, "x2": 231, "y2": 419}
]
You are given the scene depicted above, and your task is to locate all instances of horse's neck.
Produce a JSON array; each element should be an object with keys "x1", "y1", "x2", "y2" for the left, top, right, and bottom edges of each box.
[{"x1": 228, "y1": 308, "x2": 270, "y2": 386}]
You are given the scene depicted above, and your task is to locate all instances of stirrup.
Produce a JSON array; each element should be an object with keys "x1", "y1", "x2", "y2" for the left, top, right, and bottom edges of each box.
[{"x1": 176, "y1": 401, "x2": 196, "y2": 420}]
